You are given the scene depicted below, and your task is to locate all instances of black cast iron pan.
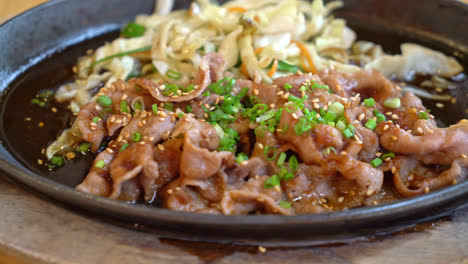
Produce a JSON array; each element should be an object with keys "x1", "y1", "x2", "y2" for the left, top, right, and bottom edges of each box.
[{"x1": 0, "y1": 0, "x2": 467, "y2": 246}]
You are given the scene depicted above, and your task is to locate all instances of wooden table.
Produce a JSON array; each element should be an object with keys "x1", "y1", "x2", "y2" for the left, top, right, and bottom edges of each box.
[{"x1": 0, "y1": 1, "x2": 467, "y2": 263}]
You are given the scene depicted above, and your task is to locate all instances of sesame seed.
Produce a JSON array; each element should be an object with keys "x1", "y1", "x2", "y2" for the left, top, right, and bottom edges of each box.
[
  {"x1": 157, "y1": 144, "x2": 165, "y2": 151},
  {"x1": 386, "y1": 112, "x2": 392, "y2": 116},
  {"x1": 313, "y1": 103, "x2": 320, "y2": 109},
  {"x1": 427, "y1": 129, "x2": 434, "y2": 134},
  {"x1": 391, "y1": 166, "x2": 397, "y2": 174},
  {"x1": 383, "y1": 125, "x2": 389, "y2": 131},
  {"x1": 376, "y1": 152, "x2": 382, "y2": 157},
  {"x1": 106, "y1": 148, "x2": 114, "y2": 153},
  {"x1": 435, "y1": 103, "x2": 444, "y2": 108},
  {"x1": 312, "y1": 98, "x2": 319, "y2": 103},
  {"x1": 338, "y1": 197, "x2": 344, "y2": 203},
  {"x1": 204, "y1": 104, "x2": 210, "y2": 109},
  {"x1": 451, "y1": 98, "x2": 456, "y2": 104},
  {"x1": 121, "y1": 94, "x2": 128, "y2": 100},
  {"x1": 37, "y1": 159, "x2": 43, "y2": 165},
  {"x1": 366, "y1": 189, "x2": 374, "y2": 196},
  {"x1": 417, "y1": 127, "x2": 423, "y2": 134},
  {"x1": 159, "y1": 117, "x2": 166, "y2": 121},
  {"x1": 240, "y1": 161, "x2": 248, "y2": 166},
  {"x1": 109, "y1": 116, "x2": 116, "y2": 122},
  {"x1": 461, "y1": 154, "x2": 467, "y2": 159},
  {"x1": 175, "y1": 187, "x2": 181, "y2": 191},
  {"x1": 253, "y1": 89, "x2": 259, "y2": 95},
  {"x1": 274, "y1": 185, "x2": 281, "y2": 192},
  {"x1": 167, "y1": 189, "x2": 173, "y2": 194},
  {"x1": 391, "y1": 114, "x2": 399, "y2": 120},
  {"x1": 424, "y1": 187, "x2": 430, "y2": 193},
  {"x1": 372, "y1": 201, "x2": 378, "y2": 205},
  {"x1": 349, "y1": 190, "x2": 355, "y2": 196},
  {"x1": 358, "y1": 113, "x2": 365, "y2": 121},
  {"x1": 256, "y1": 197, "x2": 265, "y2": 203},
  {"x1": 258, "y1": 143, "x2": 264, "y2": 149},
  {"x1": 340, "y1": 151, "x2": 348, "y2": 156},
  {"x1": 282, "y1": 93, "x2": 290, "y2": 99},
  {"x1": 51, "y1": 107, "x2": 57, "y2": 113},
  {"x1": 204, "y1": 113, "x2": 209, "y2": 118},
  {"x1": 269, "y1": 104, "x2": 275, "y2": 109},
  {"x1": 38, "y1": 122, "x2": 45, "y2": 127},
  {"x1": 277, "y1": 91, "x2": 284, "y2": 96},
  {"x1": 115, "y1": 119, "x2": 122, "y2": 124},
  {"x1": 292, "y1": 113, "x2": 298, "y2": 119},
  {"x1": 391, "y1": 136, "x2": 397, "y2": 141},
  {"x1": 323, "y1": 105, "x2": 328, "y2": 111},
  {"x1": 137, "y1": 122, "x2": 143, "y2": 127},
  {"x1": 258, "y1": 246, "x2": 267, "y2": 253}
]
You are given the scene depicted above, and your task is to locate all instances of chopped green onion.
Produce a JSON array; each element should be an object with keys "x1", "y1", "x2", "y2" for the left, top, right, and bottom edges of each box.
[
  {"x1": 50, "y1": 156, "x2": 64, "y2": 166},
  {"x1": 364, "y1": 98, "x2": 375, "y2": 107},
  {"x1": 284, "y1": 83, "x2": 292, "y2": 91},
  {"x1": 285, "y1": 103, "x2": 299, "y2": 113},
  {"x1": 264, "y1": 175, "x2": 280, "y2": 189},
  {"x1": 120, "y1": 101, "x2": 129, "y2": 113},
  {"x1": 289, "y1": 155, "x2": 298, "y2": 171},
  {"x1": 178, "y1": 112, "x2": 184, "y2": 118},
  {"x1": 370, "y1": 158, "x2": 383, "y2": 168},
  {"x1": 418, "y1": 111, "x2": 428, "y2": 120},
  {"x1": 163, "y1": 102, "x2": 174, "y2": 111},
  {"x1": 236, "y1": 153, "x2": 249, "y2": 164},
  {"x1": 277, "y1": 152, "x2": 287, "y2": 167},
  {"x1": 323, "y1": 111, "x2": 337, "y2": 123},
  {"x1": 119, "y1": 143, "x2": 129, "y2": 152},
  {"x1": 134, "y1": 84, "x2": 143, "y2": 92},
  {"x1": 77, "y1": 142, "x2": 91, "y2": 153},
  {"x1": 328, "y1": 102, "x2": 344, "y2": 117},
  {"x1": 121, "y1": 23, "x2": 146, "y2": 38},
  {"x1": 218, "y1": 128, "x2": 239, "y2": 152},
  {"x1": 96, "y1": 95, "x2": 112, "y2": 107},
  {"x1": 336, "y1": 120, "x2": 346, "y2": 131},
  {"x1": 92, "y1": 117, "x2": 100, "y2": 123},
  {"x1": 99, "y1": 108, "x2": 113, "y2": 120},
  {"x1": 279, "y1": 201, "x2": 291, "y2": 209},
  {"x1": 383, "y1": 98, "x2": 401, "y2": 109},
  {"x1": 375, "y1": 113, "x2": 386, "y2": 123},
  {"x1": 31, "y1": 98, "x2": 45, "y2": 107},
  {"x1": 322, "y1": 146, "x2": 336, "y2": 156},
  {"x1": 152, "y1": 104, "x2": 158, "y2": 114},
  {"x1": 133, "y1": 101, "x2": 142, "y2": 111},
  {"x1": 364, "y1": 118, "x2": 377, "y2": 130},
  {"x1": 166, "y1": 69, "x2": 182, "y2": 80},
  {"x1": 343, "y1": 128, "x2": 354, "y2": 138},
  {"x1": 256, "y1": 109, "x2": 276, "y2": 123},
  {"x1": 347, "y1": 124, "x2": 356, "y2": 134},
  {"x1": 283, "y1": 172, "x2": 295, "y2": 181},
  {"x1": 202, "y1": 91, "x2": 211, "y2": 97},
  {"x1": 87, "y1": 46, "x2": 151, "y2": 69},
  {"x1": 263, "y1": 146, "x2": 277, "y2": 161},
  {"x1": 381, "y1": 152, "x2": 396, "y2": 159},
  {"x1": 126, "y1": 72, "x2": 142, "y2": 81},
  {"x1": 186, "y1": 105, "x2": 193, "y2": 113},
  {"x1": 132, "y1": 132, "x2": 141, "y2": 142},
  {"x1": 294, "y1": 116, "x2": 312, "y2": 135},
  {"x1": 95, "y1": 160, "x2": 105, "y2": 169}
]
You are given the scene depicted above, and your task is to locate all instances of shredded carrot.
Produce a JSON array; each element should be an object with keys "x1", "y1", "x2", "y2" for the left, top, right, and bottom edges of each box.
[
  {"x1": 254, "y1": 47, "x2": 265, "y2": 55},
  {"x1": 241, "y1": 63, "x2": 249, "y2": 77},
  {"x1": 227, "y1": 6, "x2": 247, "y2": 13},
  {"x1": 291, "y1": 40, "x2": 317, "y2": 74},
  {"x1": 254, "y1": 15, "x2": 260, "y2": 23},
  {"x1": 267, "y1": 59, "x2": 278, "y2": 77}
]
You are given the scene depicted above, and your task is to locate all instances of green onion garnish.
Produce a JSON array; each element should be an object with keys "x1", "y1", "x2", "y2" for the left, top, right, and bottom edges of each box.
[
  {"x1": 343, "y1": 128, "x2": 354, "y2": 138},
  {"x1": 152, "y1": 104, "x2": 158, "y2": 114},
  {"x1": 364, "y1": 118, "x2": 377, "y2": 130},
  {"x1": 31, "y1": 98, "x2": 45, "y2": 108},
  {"x1": 96, "y1": 95, "x2": 112, "y2": 107},
  {"x1": 50, "y1": 156, "x2": 64, "y2": 166},
  {"x1": 202, "y1": 91, "x2": 211, "y2": 97},
  {"x1": 328, "y1": 102, "x2": 344, "y2": 117},
  {"x1": 322, "y1": 146, "x2": 336, "y2": 155},
  {"x1": 277, "y1": 152, "x2": 287, "y2": 167},
  {"x1": 132, "y1": 132, "x2": 141, "y2": 142},
  {"x1": 95, "y1": 160, "x2": 105, "y2": 169},
  {"x1": 370, "y1": 158, "x2": 383, "y2": 168},
  {"x1": 289, "y1": 155, "x2": 298, "y2": 171},
  {"x1": 294, "y1": 117, "x2": 312, "y2": 135},
  {"x1": 77, "y1": 142, "x2": 91, "y2": 153},
  {"x1": 275, "y1": 60, "x2": 303, "y2": 73},
  {"x1": 120, "y1": 101, "x2": 129, "y2": 113},
  {"x1": 264, "y1": 175, "x2": 280, "y2": 189},
  {"x1": 263, "y1": 146, "x2": 277, "y2": 161},
  {"x1": 381, "y1": 152, "x2": 396, "y2": 159},
  {"x1": 186, "y1": 105, "x2": 193, "y2": 113},
  {"x1": 121, "y1": 23, "x2": 146, "y2": 38},
  {"x1": 284, "y1": 83, "x2": 293, "y2": 91},
  {"x1": 133, "y1": 101, "x2": 142, "y2": 111},
  {"x1": 336, "y1": 120, "x2": 346, "y2": 131},
  {"x1": 166, "y1": 69, "x2": 182, "y2": 80},
  {"x1": 119, "y1": 143, "x2": 129, "y2": 152},
  {"x1": 178, "y1": 112, "x2": 184, "y2": 118},
  {"x1": 163, "y1": 102, "x2": 174, "y2": 111},
  {"x1": 418, "y1": 111, "x2": 428, "y2": 120},
  {"x1": 236, "y1": 153, "x2": 249, "y2": 163},
  {"x1": 279, "y1": 201, "x2": 291, "y2": 209},
  {"x1": 383, "y1": 98, "x2": 401, "y2": 109},
  {"x1": 283, "y1": 172, "x2": 294, "y2": 181},
  {"x1": 87, "y1": 46, "x2": 151, "y2": 69},
  {"x1": 92, "y1": 117, "x2": 100, "y2": 123},
  {"x1": 375, "y1": 113, "x2": 386, "y2": 123},
  {"x1": 364, "y1": 98, "x2": 375, "y2": 107}
]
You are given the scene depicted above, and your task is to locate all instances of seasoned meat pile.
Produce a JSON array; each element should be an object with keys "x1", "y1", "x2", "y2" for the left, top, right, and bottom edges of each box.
[{"x1": 73, "y1": 53, "x2": 468, "y2": 215}]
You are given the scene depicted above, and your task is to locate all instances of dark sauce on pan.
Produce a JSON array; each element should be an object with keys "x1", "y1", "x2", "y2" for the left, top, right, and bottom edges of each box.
[{"x1": 0, "y1": 26, "x2": 466, "y2": 200}]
